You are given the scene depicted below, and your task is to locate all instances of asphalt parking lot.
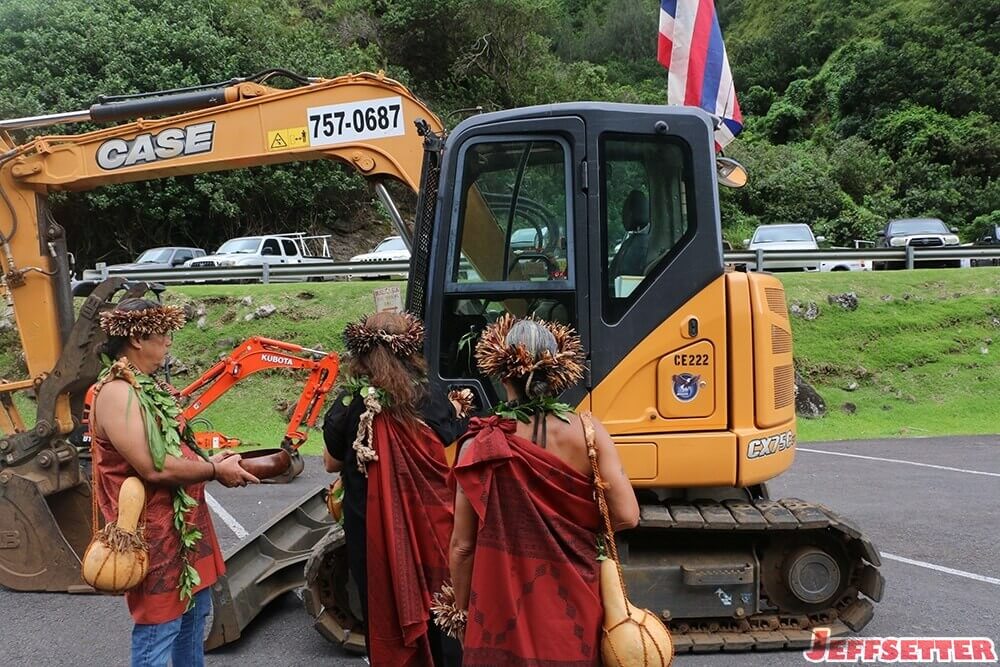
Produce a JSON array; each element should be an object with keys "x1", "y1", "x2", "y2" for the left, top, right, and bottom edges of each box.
[{"x1": 1, "y1": 435, "x2": 997, "y2": 666}]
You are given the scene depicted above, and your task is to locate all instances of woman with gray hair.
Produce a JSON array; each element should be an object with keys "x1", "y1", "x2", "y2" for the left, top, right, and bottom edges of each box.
[{"x1": 436, "y1": 315, "x2": 639, "y2": 665}]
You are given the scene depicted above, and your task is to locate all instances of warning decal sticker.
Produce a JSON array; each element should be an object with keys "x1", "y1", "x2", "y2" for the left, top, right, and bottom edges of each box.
[{"x1": 266, "y1": 126, "x2": 310, "y2": 151}]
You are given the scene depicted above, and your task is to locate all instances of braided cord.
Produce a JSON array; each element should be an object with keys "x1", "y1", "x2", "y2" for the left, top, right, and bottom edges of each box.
[{"x1": 351, "y1": 387, "x2": 383, "y2": 475}]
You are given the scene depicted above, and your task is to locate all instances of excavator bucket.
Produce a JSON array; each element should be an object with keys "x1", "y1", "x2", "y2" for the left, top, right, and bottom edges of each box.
[
  {"x1": 0, "y1": 473, "x2": 93, "y2": 592},
  {"x1": 0, "y1": 278, "x2": 148, "y2": 593}
]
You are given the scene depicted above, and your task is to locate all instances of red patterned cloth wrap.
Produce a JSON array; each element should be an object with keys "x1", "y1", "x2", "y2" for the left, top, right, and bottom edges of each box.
[
  {"x1": 365, "y1": 414, "x2": 454, "y2": 665},
  {"x1": 454, "y1": 416, "x2": 602, "y2": 666},
  {"x1": 91, "y1": 434, "x2": 224, "y2": 624}
]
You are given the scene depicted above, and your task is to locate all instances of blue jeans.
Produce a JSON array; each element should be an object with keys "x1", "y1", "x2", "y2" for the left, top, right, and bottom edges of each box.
[{"x1": 130, "y1": 588, "x2": 212, "y2": 667}]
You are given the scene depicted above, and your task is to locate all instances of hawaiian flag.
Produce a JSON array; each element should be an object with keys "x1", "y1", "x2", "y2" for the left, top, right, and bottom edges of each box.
[{"x1": 658, "y1": 0, "x2": 743, "y2": 150}]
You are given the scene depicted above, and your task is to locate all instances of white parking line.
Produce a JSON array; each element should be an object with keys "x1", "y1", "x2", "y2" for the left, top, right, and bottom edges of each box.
[
  {"x1": 204, "y1": 491, "x2": 249, "y2": 539},
  {"x1": 880, "y1": 552, "x2": 1000, "y2": 586},
  {"x1": 797, "y1": 447, "x2": 1000, "y2": 478}
]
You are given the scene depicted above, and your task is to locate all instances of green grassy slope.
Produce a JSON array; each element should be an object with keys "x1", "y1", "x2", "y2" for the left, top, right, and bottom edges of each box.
[
  {"x1": 782, "y1": 269, "x2": 1000, "y2": 441},
  {"x1": 2, "y1": 270, "x2": 997, "y2": 454}
]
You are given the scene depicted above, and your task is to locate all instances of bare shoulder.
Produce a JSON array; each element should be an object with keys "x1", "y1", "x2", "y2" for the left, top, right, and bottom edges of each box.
[
  {"x1": 93, "y1": 379, "x2": 138, "y2": 422},
  {"x1": 94, "y1": 379, "x2": 134, "y2": 406}
]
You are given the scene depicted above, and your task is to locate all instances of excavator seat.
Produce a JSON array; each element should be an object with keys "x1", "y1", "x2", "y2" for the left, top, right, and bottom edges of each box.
[{"x1": 609, "y1": 189, "x2": 651, "y2": 280}]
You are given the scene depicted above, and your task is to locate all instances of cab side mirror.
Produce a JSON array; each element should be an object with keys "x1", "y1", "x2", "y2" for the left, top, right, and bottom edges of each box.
[
  {"x1": 876, "y1": 230, "x2": 886, "y2": 237},
  {"x1": 261, "y1": 247, "x2": 276, "y2": 256},
  {"x1": 949, "y1": 227, "x2": 959, "y2": 233},
  {"x1": 816, "y1": 235, "x2": 826, "y2": 243},
  {"x1": 716, "y1": 157, "x2": 748, "y2": 188}
]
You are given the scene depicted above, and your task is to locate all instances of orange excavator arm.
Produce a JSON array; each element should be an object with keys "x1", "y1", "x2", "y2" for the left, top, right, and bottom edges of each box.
[
  {"x1": 0, "y1": 70, "x2": 442, "y2": 474},
  {"x1": 178, "y1": 337, "x2": 340, "y2": 451}
]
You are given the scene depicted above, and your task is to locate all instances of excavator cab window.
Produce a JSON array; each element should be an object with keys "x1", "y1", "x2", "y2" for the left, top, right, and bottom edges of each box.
[
  {"x1": 436, "y1": 134, "x2": 578, "y2": 407},
  {"x1": 601, "y1": 133, "x2": 693, "y2": 322},
  {"x1": 451, "y1": 138, "x2": 571, "y2": 284}
]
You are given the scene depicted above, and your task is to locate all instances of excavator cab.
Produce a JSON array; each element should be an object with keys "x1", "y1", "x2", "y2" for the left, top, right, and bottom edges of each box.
[{"x1": 412, "y1": 104, "x2": 722, "y2": 423}]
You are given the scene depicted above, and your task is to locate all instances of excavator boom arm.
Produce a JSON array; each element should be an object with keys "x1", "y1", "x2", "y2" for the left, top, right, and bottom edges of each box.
[{"x1": 0, "y1": 71, "x2": 441, "y2": 449}]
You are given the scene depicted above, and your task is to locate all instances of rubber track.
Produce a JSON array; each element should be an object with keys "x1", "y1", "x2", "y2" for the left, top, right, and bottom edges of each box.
[{"x1": 635, "y1": 497, "x2": 884, "y2": 653}]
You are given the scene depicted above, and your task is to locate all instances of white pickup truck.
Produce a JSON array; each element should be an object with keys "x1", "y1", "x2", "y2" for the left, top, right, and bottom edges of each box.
[
  {"x1": 745, "y1": 224, "x2": 869, "y2": 272},
  {"x1": 184, "y1": 233, "x2": 331, "y2": 280}
]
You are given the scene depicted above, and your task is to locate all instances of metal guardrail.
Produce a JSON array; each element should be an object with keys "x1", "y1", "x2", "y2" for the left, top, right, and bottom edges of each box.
[
  {"x1": 78, "y1": 247, "x2": 1000, "y2": 285},
  {"x1": 82, "y1": 259, "x2": 411, "y2": 284},
  {"x1": 726, "y1": 246, "x2": 1000, "y2": 271}
]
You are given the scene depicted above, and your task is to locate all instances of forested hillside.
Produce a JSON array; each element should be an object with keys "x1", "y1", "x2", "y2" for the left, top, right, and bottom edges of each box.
[{"x1": 0, "y1": 0, "x2": 995, "y2": 266}]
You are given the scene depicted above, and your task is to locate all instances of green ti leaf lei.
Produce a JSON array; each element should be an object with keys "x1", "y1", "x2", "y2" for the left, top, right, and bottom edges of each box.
[
  {"x1": 494, "y1": 396, "x2": 574, "y2": 423},
  {"x1": 340, "y1": 375, "x2": 392, "y2": 407},
  {"x1": 99, "y1": 355, "x2": 207, "y2": 609}
]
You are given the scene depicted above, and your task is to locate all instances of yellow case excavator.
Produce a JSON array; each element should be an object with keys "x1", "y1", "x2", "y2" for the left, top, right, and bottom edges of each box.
[{"x1": 0, "y1": 70, "x2": 883, "y2": 653}]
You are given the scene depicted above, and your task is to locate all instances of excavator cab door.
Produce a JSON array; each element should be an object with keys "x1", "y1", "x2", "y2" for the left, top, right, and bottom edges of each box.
[
  {"x1": 423, "y1": 114, "x2": 591, "y2": 410},
  {"x1": 583, "y1": 110, "x2": 728, "y2": 424}
]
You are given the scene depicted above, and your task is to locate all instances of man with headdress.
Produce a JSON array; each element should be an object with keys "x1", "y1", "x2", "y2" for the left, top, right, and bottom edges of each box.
[
  {"x1": 322, "y1": 311, "x2": 469, "y2": 666},
  {"x1": 88, "y1": 298, "x2": 258, "y2": 666},
  {"x1": 436, "y1": 315, "x2": 639, "y2": 666}
]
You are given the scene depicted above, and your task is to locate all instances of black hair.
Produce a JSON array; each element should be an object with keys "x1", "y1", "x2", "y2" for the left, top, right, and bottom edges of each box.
[{"x1": 101, "y1": 298, "x2": 160, "y2": 358}]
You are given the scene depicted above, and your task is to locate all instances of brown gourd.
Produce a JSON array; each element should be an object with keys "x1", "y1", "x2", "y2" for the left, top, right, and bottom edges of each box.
[
  {"x1": 82, "y1": 476, "x2": 149, "y2": 594},
  {"x1": 599, "y1": 558, "x2": 674, "y2": 666}
]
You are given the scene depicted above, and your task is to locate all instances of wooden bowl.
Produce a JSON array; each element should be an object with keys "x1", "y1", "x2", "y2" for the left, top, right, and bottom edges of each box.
[{"x1": 238, "y1": 448, "x2": 292, "y2": 480}]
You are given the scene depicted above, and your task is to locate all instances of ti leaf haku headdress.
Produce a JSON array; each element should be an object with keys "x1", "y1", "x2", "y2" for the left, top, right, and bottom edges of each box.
[
  {"x1": 99, "y1": 305, "x2": 186, "y2": 337},
  {"x1": 342, "y1": 312, "x2": 425, "y2": 358},
  {"x1": 474, "y1": 314, "x2": 585, "y2": 395}
]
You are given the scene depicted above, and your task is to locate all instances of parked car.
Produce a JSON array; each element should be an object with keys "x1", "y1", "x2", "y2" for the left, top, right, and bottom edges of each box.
[
  {"x1": 967, "y1": 223, "x2": 1000, "y2": 268},
  {"x1": 185, "y1": 233, "x2": 331, "y2": 281},
  {"x1": 349, "y1": 236, "x2": 410, "y2": 279},
  {"x1": 509, "y1": 227, "x2": 549, "y2": 252},
  {"x1": 745, "y1": 224, "x2": 826, "y2": 271},
  {"x1": 75, "y1": 246, "x2": 206, "y2": 295},
  {"x1": 873, "y1": 218, "x2": 961, "y2": 270},
  {"x1": 744, "y1": 224, "x2": 869, "y2": 273}
]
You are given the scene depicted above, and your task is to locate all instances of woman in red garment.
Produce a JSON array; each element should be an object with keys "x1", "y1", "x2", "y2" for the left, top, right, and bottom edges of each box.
[
  {"x1": 439, "y1": 315, "x2": 639, "y2": 666},
  {"x1": 323, "y1": 311, "x2": 467, "y2": 666}
]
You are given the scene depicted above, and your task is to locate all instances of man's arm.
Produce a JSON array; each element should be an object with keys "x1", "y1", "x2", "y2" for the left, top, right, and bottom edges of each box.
[
  {"x1": 96, "y1": 381, "x2": 256, "y2": 486},
  {"x1": 592, "y1": 416, "x2": 640, "y2": 531}
]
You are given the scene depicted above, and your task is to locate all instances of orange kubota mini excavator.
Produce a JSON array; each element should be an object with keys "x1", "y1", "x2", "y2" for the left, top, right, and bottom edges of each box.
[
  {"x1": 0, "y1": 69, "x2": 883, "y2": 653},
  {"x1": 180, "y1": 337, "x2": 339, "y2": 467}
]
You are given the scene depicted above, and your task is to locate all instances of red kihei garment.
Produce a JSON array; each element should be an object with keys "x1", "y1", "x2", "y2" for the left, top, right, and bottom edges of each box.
[
  {"x1": 90, "y1": 388, "x2": 225, "y2": 625},
  {"x1": 454, "y1": 416, "x2": 602, "y2": 667},
  {"x1": 365, "y1": 414, "x2": 454, "y2": 666}
]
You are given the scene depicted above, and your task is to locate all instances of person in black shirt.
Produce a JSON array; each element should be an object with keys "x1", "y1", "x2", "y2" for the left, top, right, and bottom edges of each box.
[{"x1": 322, "y1": 312, "x2": 467, "y2": 666}]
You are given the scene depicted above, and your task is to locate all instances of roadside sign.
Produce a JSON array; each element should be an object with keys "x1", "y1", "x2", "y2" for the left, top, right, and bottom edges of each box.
[{"x1": 373, "y1": 286, "x2": 403, "y2": 313}]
